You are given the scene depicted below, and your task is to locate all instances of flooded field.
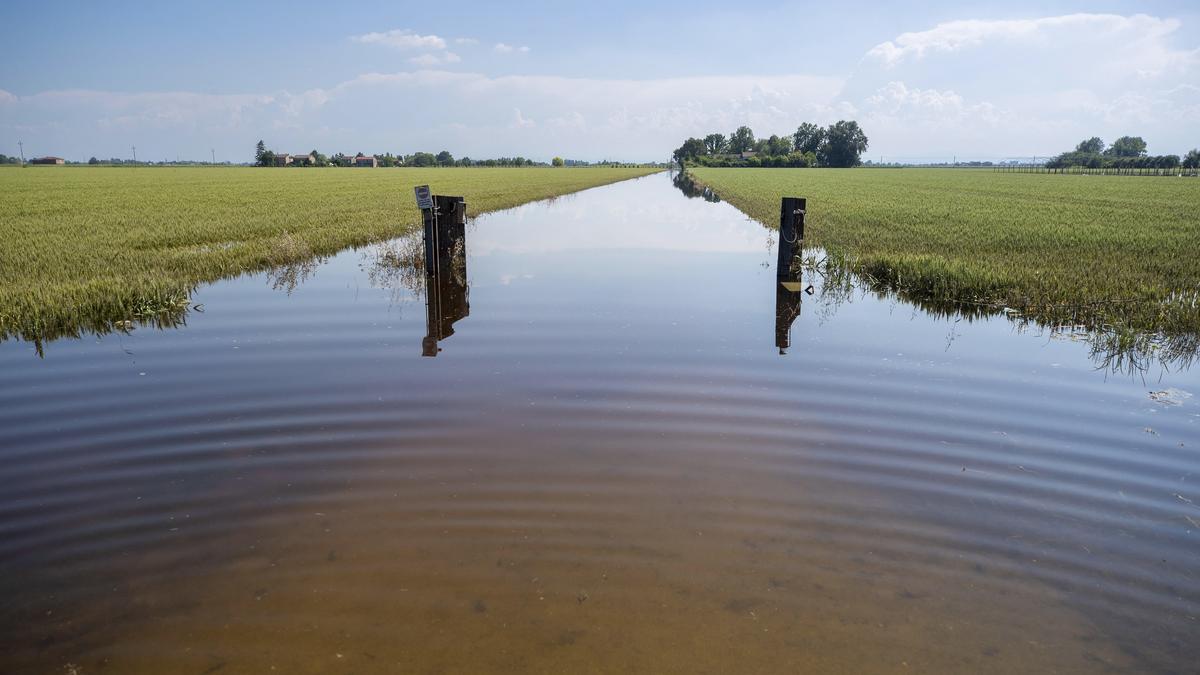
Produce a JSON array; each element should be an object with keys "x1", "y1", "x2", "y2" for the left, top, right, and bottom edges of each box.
[{"x1": 2, "y1": 173, "x2": 1197, "y2": 673}]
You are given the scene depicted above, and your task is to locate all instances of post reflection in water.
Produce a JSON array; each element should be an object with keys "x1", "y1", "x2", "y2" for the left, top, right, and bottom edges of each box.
[{"x1": 421, "y1": 195, "x2": 470, "y2": 357}]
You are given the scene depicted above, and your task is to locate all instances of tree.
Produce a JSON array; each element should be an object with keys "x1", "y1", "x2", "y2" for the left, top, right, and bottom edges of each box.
[
  {"x1": 766, "y1": 134, "x2": 791, "y2": 156},
  {"x1": 793, "y1": 122, "x2": 825, "y2": 155},
  {"x1": 1183, "y1": 149, "x2": 1200, "y2": 170},
  {"x1": 728, "y1": 126, "x2": 755, "y2": 154},
  {"x1": 410, "y1": 152, "x2": 436, "y2": 167},
  {"x1": 260, "y1": 150, "x2": 275, "y2": 167},
  {"x1": 436, "y1": 150, "x2": 454, "y2": 166},
  {"x1": 255, "y1": 140, "x2": 267, "y2": 166},
  {"x1": 88, "y1": 156, "x2": 100, "y2": 165},
  {"x1": 820, "y1": 120, "x2": 869, "y2": 167},
  {"x1": 1105, "y1": 136, "x2": 1147, "y2": 157},
  {"x1": 551, "y1": 156, "x2": 565, "y2": 167},
  {"x1": 703, "y1": 133, "x2": 727, "y2": 154},
  {"x1": 1075, "y1": 137, "x2": 1105, "y2": 154},
  {"x1": 672, "y1": 137, "x2": 706, "y2": 167}
]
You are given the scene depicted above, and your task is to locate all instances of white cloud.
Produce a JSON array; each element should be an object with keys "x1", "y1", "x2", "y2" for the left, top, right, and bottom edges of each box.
[
  {"x1": 494, "y1": 43, "x2": 530, "y2": 54},
  {"x1": 352, "y1": 29, "x2": 446, "y2": 50},
  {"x1": 845, "y1": 12, "x2": 1200, "y2": 157},
  {"x1": 511, "y1": 108, "x2": 536, "y2": 128},
  {"x1": 0, "y1": 89, "x2": 15, "y2": 105},
  {"x1": 455, "y1": 37, "x2": 478, "y2": 45},
  {"x1": 408, "y1": 52, "x2": 461, "y2": 67},
  {"x1": 866, "y1": 13, "x2": 1195, "y2": 79}
]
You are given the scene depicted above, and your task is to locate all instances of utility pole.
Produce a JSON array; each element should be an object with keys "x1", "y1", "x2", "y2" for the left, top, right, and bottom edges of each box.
[
  {"x1": 211, "y1": 148, "x2": 215, "y2": 165},
  {"x1": 131, "y1": 145, "x2": 137, "y2": 164},
  {"x1": 18, "y1": 140, "x2": 25, "y2": 166}
]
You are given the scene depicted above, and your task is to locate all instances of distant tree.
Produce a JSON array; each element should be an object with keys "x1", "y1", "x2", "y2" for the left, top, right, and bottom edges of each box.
[
  {"x1": 703, "y1": 133, "x2": 727, "y2": 154},
  {"x1": 457, "y1": 156, "x2": 473, "y2": 167},
  {"x1": 255, "y1": 140, "x2": 267, "y2": 166},
  {"x1": 410, "y1": 152, "x2": 437, "y2": 167},
  {"x1": 728, "y1": 126, "x2": 755, "y2": 154},
  {"x1": 1105, "y1": 136, "x2": 1147, "y2": 157},
  {"x1": 88, "y1": 156, "x2": 100, "y2": 165},
  {"x1": 1183, "y1": 149, "x2": 1200, "y2": 170},
  {"x1": 436, "y1": 150, "x2": 454, "y2": 166},
  {"x1": 672, "y1": 137, "x2": 706, "y2": 167},
  {"x1": 551, "y1": 156, "x2": 565, "y2": 167},
  {"x1": 1075, "y1": 137, "x2": 1105, "y2": 154},
  {"x1": 820, "y1": 120, "x2": 869, "y2": 167},
  {"x1": 765, "y1": 134, "x2": 791, "y2": 156},
  {"x1": 792, "y1": 122, "x2": 825, "y2": 155},
  {"x1": 260, "y1": 150, "x2": 276, "y2": 167}
]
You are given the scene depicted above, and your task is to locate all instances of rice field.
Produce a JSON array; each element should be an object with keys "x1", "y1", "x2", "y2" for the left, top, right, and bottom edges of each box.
[
  {"x1": 688, "y1": 168, "x2": 1200, "y2": 335},
  {"x1": 0, "y1": 166, "x2": 661, "y2": 343}
]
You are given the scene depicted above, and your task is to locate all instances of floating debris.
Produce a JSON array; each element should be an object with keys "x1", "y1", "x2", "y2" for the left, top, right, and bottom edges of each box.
[{"x1": 1149, "y1": 388, "x2": 1193, "y2": 406}]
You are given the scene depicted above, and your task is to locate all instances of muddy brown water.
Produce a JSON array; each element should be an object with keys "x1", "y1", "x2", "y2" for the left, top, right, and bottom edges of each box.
[{"x1": 1, "y1": 173, "x2": 1197, "y2": 673}]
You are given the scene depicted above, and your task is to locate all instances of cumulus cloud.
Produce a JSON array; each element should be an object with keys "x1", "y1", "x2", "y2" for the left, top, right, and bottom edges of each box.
[
  {"x1": 454, "y1": 37, "x2": 479, "y2": 45},
  {"x1": 351, "y1": 29, "x2": 446, "y2": 50},
  {"x1": 494, "y1": 43, "x2": 530, "y2": 54}
]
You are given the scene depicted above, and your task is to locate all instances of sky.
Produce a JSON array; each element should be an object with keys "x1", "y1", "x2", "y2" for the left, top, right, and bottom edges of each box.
[{"x1": 1, "y1": 1, "x2": 1197, "y2": 163}]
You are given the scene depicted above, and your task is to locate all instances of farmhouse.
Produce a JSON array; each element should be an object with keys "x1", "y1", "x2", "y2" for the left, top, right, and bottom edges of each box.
[
  {"x1": 31, "y1": 156, "x2": 65, "y2": 165},
  {"x1": 273, "y1": 153, "x2": 293, "y2": 167},
  {"x1": 354, "y1": 153, "x2": 377, "y2": 168},
  {"x1": 291, "y1": 152, "x2": 316, "y2": 166}
]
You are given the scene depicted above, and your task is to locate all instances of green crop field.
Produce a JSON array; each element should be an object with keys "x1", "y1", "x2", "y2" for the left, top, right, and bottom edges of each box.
[
  {"x1": 0, "y1": 166, "x2": 661, "y2": 343},
  {"x1": 689, "y1": 168, "x2": 1200, "y2": 335}
]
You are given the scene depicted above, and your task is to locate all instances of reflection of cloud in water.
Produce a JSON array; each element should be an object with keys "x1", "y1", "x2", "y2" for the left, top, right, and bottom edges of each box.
[
  {"x1": 471, "y1": 175, "x2": 763, "y2": 255},
  {"x1": 498, "y1": 273, "x2": 534, "y2": 286}
]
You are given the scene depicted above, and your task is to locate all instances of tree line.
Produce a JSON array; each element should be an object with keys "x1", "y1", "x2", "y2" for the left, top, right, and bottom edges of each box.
[
  {"x1": 1046, "y1": 136, "x2": 1199, "y2": 171},
  {"x1": 672, "y1": 121, "x2": 869, "y2": 169},
  {"x1": 254, "y1": 141, "x2": 560, "y2": 168}
]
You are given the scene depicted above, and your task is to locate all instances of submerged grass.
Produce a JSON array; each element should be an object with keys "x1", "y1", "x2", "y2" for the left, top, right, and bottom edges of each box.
[
  {"x1": 0, "y1": 166, "x2": 660, "y2": 342},
  {"x1": 688, "y1": 168, "x2": 1200, "y2": 335}
]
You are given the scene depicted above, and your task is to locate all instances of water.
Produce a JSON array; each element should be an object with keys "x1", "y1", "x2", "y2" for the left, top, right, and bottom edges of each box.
[{"x1": 2, "y1": 173, "x2": 1197, "y2": 673}]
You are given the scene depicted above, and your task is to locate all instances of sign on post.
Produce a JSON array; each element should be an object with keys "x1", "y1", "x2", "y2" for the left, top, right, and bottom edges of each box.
[{"x1": 414, "y1": 185, "x2": 434, "y2": 210}]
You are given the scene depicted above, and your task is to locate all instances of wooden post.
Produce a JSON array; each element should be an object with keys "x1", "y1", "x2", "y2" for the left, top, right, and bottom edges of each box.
[{"x1": 776, "y1": 197, "x2": 805, "y2": 279}]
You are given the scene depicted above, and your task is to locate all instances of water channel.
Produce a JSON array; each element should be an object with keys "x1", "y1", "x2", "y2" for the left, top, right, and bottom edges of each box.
[{"x1": 1, "y1": 172, "x2": 1197, "y2": 673}]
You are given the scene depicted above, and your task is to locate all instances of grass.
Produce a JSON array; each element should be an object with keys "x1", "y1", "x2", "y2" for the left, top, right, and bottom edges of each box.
[
  {"x1": 0, "y1": 166, "x2": 661, "y2": 343},
  {"x1": 687, "y1": 168, "x2": 1200, "y2": 335}
]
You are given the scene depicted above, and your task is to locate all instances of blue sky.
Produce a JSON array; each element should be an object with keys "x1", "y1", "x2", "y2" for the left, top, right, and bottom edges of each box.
[{"x1": 2, "y1": 1, "x2": 1197, "y2": 162}]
